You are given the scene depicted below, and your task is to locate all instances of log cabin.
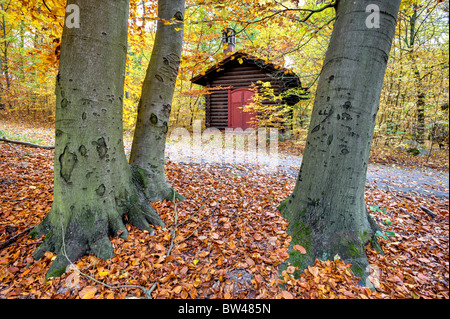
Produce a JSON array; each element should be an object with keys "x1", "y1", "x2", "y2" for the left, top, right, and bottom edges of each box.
[{"x1": 190, "y1": 28, "x2": 304, "y2": 130}]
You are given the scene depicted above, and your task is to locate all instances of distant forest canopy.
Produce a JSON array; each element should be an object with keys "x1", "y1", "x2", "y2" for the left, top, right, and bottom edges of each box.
[{"x1": 0, "y1": 0, "x2": 448, "y2": 148}]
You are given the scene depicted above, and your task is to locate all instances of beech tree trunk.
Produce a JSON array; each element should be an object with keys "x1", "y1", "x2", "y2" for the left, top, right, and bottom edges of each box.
[
  {"x1": 279, "y1": 0, "x2": 400, "y2": 283},
  {"x1": 31, "y1": 0, "x2": 163, "y2": 278},
  {"x1": 129, "y1": 0, "x2": 185, "y2": 202}
]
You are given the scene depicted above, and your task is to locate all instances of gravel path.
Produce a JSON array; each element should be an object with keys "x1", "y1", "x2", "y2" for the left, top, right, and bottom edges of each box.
[
  {"x1": 1, "y1": 121, "x2": 447, "y2": 199},
  {"x1": 162, "y1": 143, "x2": 449, "y2": 199}
]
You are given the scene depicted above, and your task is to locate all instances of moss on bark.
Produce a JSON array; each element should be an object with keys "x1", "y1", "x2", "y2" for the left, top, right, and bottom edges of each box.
[
  {"x1": 277, "y1": 0, "x2": 399, "y2": 285},
  {"x1": 31, "y1": 173, "x2": 164, "y2": 279}
]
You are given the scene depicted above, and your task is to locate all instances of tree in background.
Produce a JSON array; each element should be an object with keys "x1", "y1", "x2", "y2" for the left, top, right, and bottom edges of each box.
[{"x1": 375, "y1": 0, "x2": 449, "y2": 151}]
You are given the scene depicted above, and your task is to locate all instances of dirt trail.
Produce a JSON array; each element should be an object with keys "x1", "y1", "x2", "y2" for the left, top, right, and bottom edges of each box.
[
  {"x1": 1, "y1": 122, "x2": 447, "y2": 199},
  {"x1": 164, "y1": 144, "x2": 449, "y2": 199}
]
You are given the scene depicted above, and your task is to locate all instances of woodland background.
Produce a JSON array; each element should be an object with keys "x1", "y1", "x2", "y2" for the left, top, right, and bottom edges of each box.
[{"x1": 0, "y1": 0, "x2": 448, "y2": 156}]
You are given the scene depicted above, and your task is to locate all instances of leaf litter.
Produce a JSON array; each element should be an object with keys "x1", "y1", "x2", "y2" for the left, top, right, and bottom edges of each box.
[{"x1": 0, "y1": 142, "x2": 448, "y2": 299}]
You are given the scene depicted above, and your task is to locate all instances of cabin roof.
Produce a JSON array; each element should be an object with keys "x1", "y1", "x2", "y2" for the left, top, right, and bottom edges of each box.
[{"x1": 190, "y1": 51, "x2": 301, "y2": 90}]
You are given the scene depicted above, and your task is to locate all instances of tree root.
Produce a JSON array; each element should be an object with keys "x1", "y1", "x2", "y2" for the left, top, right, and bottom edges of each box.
[
  {"x1": 31, "y1": 176, "x2": 166, "y2": 278},
  {"x1": 131, "y1": 165, "x2": 185, "y2": 202}
]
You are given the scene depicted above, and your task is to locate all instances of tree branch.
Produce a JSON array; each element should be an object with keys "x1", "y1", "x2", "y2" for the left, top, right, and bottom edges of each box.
[
  {"x1": 236, "y1": 1, "x2": 337, "y2": 35},
  {"x1": 0, "y1": 136, "x2": 55, "y2": 149}
]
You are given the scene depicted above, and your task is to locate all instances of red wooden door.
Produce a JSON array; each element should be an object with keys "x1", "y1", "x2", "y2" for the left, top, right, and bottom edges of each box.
[{"x1": 228, "y1": 88, "x2": 256, "y2": 129}]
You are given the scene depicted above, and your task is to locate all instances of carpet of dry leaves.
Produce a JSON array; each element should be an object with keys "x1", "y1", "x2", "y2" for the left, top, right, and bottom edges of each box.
[{"x1": 0, "y1": 141, "x2": 448, "y2": 299}]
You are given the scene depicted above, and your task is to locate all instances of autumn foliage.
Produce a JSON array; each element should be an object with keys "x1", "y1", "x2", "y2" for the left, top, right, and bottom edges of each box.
[{"x1": 0, "y1": 140, "x2": 448, "y2": 299}]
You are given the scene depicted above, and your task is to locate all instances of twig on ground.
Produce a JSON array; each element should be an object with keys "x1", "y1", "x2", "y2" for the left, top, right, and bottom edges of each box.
[
  {"x1": 399, "y1": 207, "x2": 420, "y2": 222},
  {"x1": 387, "y1": 186, "x2": 436, "y2": 219},
  {"x1": 0, "y1": 136, "x2": 54, "y2": 149},
  {"x1": 386, "y1": 185, "x2": 406, "y2": 203},
  {"x1": 59, "y1": 222, "x2": 153, "y2": 299},
  {"x1": 419, "y1": 205, "x2": 437, "y2": 219},
  {"x1": 176, "y1": 190, "x2": 216, "y2": 228},
  {"x1": 177, "y1": 210, "x2": 216, "y2": 244},
  {"x1": 0, "y1": 226, "x2": 35, "y2": 250},
  {"x1": 167, "y1": 191, "x2": 179, "y2": 256}
]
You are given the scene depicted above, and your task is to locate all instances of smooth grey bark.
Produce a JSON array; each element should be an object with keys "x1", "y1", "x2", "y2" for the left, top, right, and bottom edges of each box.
[
  {"x1": 279, "y1": 0, "x2": 400, "y2": 283},
  {"x1": 31, "y1": 0, "x2": 163, "y2": 278},
  {"x1": 129, "y1": 0, "x2": 185, "y2": 202}
]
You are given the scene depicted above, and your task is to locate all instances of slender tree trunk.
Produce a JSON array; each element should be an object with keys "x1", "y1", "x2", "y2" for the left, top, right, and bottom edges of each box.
[
  {"x1": 1, "y1": 3, "x2": 11, "y2": 89},
  {"x1": 409, "y1": 8, "x2": 426, "y2": 144},
  {"x1": 411, "y1": 53, "x2": 426, "y2": 144},
  {"x1": 31, "y1": 0, "x2": 163, "y2": 278},
  {"x1": 130, "y1": 0, "x2": 185, "y2": 202},
  {"x1": 279, "y1": 0, "x2": 400, "y2": 283}
]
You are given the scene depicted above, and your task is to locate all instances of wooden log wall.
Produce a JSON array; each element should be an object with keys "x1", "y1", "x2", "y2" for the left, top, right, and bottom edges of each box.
[{"x1": 206, "y1": 63, "x2": 283, "y2": 129}]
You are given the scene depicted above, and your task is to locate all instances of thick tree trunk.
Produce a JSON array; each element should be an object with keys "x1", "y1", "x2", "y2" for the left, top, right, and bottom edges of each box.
[
  {"x1": 31, "y1": 0, "x2": 163, "y2": 278},
  {"x1": 279, "y1": 0, "x2": 400, "y2": 283},
  {"x1": 129, "y1": 0, "x2": 185, "y2": 202}
]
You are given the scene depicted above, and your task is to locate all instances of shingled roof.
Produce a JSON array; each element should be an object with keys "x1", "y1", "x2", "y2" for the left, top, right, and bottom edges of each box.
[{"x1": 190, "y1": 51, "x2": 301, "y2": 92}]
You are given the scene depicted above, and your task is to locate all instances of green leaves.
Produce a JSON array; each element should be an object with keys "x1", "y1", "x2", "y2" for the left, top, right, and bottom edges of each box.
[
  {"x1": 376, "y1": 230, "x2": 396, "y2": 240},
  {"x1": 385, "y1": 231, "x2": 396, "y2": 237},
  {"x1": 370, "y1": 205, "x2": 387, "y2": 214},
  {"x1": 375, "y1": 230, "x2": 387, "y2": 240},
  {"x1": 382, "y1": 219, "x2": 392, "y2": 226}
]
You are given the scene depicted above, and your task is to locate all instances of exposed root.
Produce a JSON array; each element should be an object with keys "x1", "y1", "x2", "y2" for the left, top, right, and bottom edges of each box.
[
  {"x1": 31, "y1": 175, "x2": 166, "y2": 278},
  {"x1": 131, "y1": 165, "x2": 185, "y2": 203}
]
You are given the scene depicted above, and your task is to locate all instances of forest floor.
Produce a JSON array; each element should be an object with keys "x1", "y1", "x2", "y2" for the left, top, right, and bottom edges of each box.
[{"x1": 0, "y1": 120, "x2": 448, "y2": 299}]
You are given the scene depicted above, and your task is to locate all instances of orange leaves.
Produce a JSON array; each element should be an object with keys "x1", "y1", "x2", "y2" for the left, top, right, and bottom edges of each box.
[
  {"x1": 280, "y1": 259, "x2": 368, "y2": 299},
  {"x1": 0, "y1": 141, "x2": 449, "y2": 300},
  {"x1": 64, "y1": 271, "x2": 80, "y2": 289},
  {"x1": 280, "y1": 290, "x2": 294, "y2": 299},
  {"x1": 293, "y1": 245, "x2": 307, "y2": 254},
  {"x1": 363, "y1": 187, "x2": 449, "y2": 299}
]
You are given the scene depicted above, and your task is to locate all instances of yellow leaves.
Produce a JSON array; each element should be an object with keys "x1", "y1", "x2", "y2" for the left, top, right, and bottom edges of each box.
[
  {"x1": 79, "y1": 286, "x2": 97, "y2": 299},
  {"x1": 192, "y1": 277, "x2": 202, "y2": 287},
  {"x1": 400, "y1": 0, "x2": 421, "y2": 11}
]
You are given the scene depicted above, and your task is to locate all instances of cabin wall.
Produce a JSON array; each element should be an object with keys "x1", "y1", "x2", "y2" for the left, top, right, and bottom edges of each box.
[{"x1": 205, "y1": 63, "x2": 283, "y2": 129}]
